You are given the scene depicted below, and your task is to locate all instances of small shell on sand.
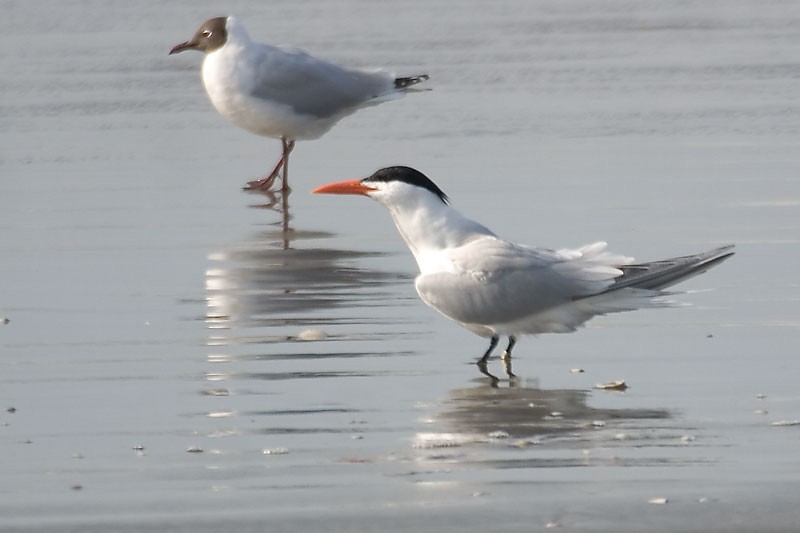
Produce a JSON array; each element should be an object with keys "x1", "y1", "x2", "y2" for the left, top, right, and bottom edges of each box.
[{"x1": 296, "y1": 329, "x2": 327, "y2": 341}]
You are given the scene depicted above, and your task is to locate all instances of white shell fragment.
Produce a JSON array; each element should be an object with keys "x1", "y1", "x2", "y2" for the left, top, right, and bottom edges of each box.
[
  {"x1": 595, "y1": 380, "x2": 628, "y2": 391},
  {"x1": 570, "y1": 368, "x2": 585, "y2": 374},
  {"x1": 296, "y1": 329, "x2": 327, "y2": 341},
  {"x1": 771, "y1": 419, "x2": 800, "y2": 427},
  {"x1": 648, "y1": 497, "x2": 669, "y2": 505}
]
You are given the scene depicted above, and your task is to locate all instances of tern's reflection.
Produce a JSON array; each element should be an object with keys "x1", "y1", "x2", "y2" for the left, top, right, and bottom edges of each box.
[
  {"x1": 433, "y1": 381, "x2": 669, "y2": 439},
  {"x1": 415, "y1": 380, "x2": 674, "y2": 462}
]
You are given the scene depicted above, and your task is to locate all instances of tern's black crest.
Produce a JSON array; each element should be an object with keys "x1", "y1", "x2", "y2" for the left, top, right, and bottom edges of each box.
[{"x1": 364, "y1": 166, "x2": 450, "y2": 204}]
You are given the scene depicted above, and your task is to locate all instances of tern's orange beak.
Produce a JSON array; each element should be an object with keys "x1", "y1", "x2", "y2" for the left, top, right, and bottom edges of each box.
[{"x1": 312, "y1": 179, "x2": 376, "y2": 196}]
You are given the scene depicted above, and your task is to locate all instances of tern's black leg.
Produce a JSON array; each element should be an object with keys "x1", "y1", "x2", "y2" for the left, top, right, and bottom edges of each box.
[
  {"x1": 501, "y1": 336, "x2": 517, "y2": 380},
  {"x1": 478, "y1": 334, "x2": 500, "y2": 365},
  {"x1": 476, "y1": 334, "x2": 500, "y2": 384},
  {"x1": 502, "y1": 336, "x2": 517, "y2": 358}
]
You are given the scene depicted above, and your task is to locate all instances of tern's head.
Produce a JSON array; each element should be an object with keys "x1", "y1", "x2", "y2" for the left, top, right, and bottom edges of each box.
[
  {"x1": 169, "y1": 17, "x2": 229, "y2": 55},
  {"x1": 313, "y1": 166, "x2": 450, "y2": 207}
]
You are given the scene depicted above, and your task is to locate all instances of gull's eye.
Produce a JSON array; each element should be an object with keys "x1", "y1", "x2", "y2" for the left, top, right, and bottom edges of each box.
[{"x1": 202, "y1": 30, "x2": 212, "y2": 38}]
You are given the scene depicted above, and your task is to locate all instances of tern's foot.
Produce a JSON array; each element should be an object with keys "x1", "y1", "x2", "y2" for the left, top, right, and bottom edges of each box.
[
  {"x1": 477, "y1": 360, "x2": 500, "y2": 387},
  {"x1": 501, "y1": 351, "x2": 517, "y2": 380}
]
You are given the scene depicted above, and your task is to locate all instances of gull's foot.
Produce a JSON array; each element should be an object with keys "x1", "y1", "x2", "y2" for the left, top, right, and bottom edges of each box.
[{"x1": 244, "y1": 174, "x2": 279, "y2": 191}]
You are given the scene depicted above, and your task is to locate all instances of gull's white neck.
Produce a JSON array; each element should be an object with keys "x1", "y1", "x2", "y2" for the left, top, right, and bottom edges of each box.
[{"x1": 380, "y1": 192, "x2": 495, "y2": 275}]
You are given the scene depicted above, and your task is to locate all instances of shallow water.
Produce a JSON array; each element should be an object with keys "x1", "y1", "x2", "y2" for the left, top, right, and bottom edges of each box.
[{"x1": 2, "y1": 0, "x2": 800, "y2": 531}]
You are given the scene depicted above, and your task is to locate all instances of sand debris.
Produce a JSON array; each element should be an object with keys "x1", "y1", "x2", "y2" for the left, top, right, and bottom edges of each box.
[
  {"x1": 595, "y1": 380, "x2": 628, "y2": 391},
  {"x1": 262, "y1": 447, "x2": 289, "y2": 455},
  {"x1": 202, "y1": 389, "x2": 230, "y2": 396}
]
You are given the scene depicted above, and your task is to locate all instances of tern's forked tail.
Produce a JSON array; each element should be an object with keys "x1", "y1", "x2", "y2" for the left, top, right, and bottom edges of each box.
[{"x1": 603, "y1": 245, "x2": 735, "y2": 294}]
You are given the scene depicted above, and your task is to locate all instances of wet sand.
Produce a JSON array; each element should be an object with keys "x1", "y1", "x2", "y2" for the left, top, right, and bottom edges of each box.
[{"x1": 2, "y1": 1, "x2": 800, "y2": 531}]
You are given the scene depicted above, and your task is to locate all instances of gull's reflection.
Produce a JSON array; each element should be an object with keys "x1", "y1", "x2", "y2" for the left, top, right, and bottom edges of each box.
[
  {"x1": 205, "y1": 240, "x2": 405, "y2": 332},
  {"x1": 202, "y1": 190, "x2": 418, "y2": 391},
  {"x1": 244, "y1": 187, "x2": 291, "y2": 249}
]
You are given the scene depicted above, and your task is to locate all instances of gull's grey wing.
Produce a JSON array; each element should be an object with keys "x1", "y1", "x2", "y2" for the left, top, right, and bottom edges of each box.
[
  {"x1": 414, "y1": 238, "x2": 624, "y2": 327},
  {"x1": 248, "y1": 43, "x2": 396, "y2": 118}
]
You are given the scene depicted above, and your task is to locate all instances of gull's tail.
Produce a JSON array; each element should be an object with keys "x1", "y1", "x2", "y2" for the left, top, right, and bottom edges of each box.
[
  {"x1": 606, "y1": 245, "x2": 735, "y2": 293},
  {"x1": 394, "y1": 74, "x2": 430, "y2": 90}
]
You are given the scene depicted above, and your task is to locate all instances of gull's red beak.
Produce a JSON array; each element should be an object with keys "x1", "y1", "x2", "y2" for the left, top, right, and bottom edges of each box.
[
  {"x1": 169, "y1": 40, "x2": 196, "y2": 55},
  {"x1": 313, "y1": 179, "x2": 376, "y2": 196}
]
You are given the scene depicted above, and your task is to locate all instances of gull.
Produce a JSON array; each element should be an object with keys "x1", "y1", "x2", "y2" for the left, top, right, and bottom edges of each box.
[
  {"x1": 170, "y1": 17, "x2": 429, "y2": 192},
  {"x1": 314, "y1": 166, "x2": 735, "y2": 380}
]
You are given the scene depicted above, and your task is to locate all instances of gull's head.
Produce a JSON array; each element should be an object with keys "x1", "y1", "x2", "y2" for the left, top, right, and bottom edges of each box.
[
  {"x1": 169, "y1": 17, "x2": 228, "y2": 55},
  {"x1": 313, "y1": 166, "x2": 449, "y2": 208}
]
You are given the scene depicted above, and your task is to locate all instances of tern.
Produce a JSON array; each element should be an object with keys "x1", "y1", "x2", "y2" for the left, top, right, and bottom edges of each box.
[
  {"x1": 314, "y1": 166, "x2": 734, "y2": 379},
  {"x1": 170, "y1": 17, "x2": 429, "y2": 192}
]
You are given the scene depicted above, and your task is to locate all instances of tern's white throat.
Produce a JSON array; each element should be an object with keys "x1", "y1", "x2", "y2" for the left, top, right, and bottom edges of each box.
[{"x1": 370, "y1": 181, "x2": 495, "y2": 275}]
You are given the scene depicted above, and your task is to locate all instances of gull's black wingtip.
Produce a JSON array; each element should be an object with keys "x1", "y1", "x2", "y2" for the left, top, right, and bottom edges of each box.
[{"x1": 394, "y1": 74, "x2": 430, "y2": 89}]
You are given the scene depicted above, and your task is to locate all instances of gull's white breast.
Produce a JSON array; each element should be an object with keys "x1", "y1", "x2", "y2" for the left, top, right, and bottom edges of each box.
[{"x1": 201, "y1": 44, "x2": 338, "y2": 140}]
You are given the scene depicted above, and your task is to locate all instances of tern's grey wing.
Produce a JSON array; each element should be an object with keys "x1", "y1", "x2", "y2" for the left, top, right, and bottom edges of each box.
[
  {"x1": 600, "y1": 245, "x2": 735, "y2": 293},
  {"x1": 249, "y1": 44, "x2": 395, "y2": 118},
  {"x1": 415, "y1": 239, "x2": 624, "y2": 327}
]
